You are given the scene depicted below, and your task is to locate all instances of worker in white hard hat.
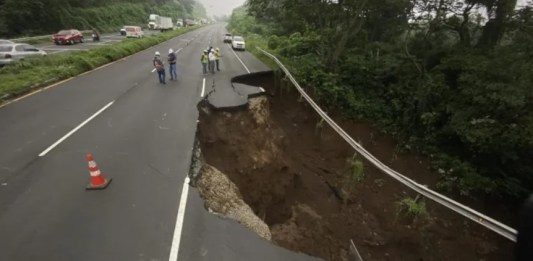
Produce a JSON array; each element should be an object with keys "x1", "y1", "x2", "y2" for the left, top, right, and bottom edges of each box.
[
  {"x1": 153, "y1": 51, "x2": 166, "y2": 84},
  {"x1": 168, "y1": 48, "x2": 177, "y2": 81},
  {"x1": 215, "y1": 47, "x2": 221, "y2": 71},
  {"x1": 208, "y1": 48, "x2": 216, "y2": 74}
]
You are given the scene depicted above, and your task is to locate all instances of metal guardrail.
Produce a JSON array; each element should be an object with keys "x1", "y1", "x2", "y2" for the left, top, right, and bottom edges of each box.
[
  {"x1": 10, "y1": 30, "x2": 92, "y2": 43},
  {"x1": 256, "y1": 47, "x2": 518, "y2": 242}
]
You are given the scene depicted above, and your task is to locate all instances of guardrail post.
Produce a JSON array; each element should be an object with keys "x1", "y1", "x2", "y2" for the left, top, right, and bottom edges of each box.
[{"x1": 349, "y1": 240, "x2": 363, "y2": 261}]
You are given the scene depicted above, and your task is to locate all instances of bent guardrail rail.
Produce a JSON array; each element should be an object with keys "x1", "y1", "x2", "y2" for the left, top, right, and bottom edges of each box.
[{"x1": 256, "y1": 47, "x2": 518, "y2": 242}]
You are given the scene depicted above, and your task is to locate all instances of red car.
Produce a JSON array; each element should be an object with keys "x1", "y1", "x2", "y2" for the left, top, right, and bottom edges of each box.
[{"x1": 52, "y1": 29, "x2": 84, "y2": 45}]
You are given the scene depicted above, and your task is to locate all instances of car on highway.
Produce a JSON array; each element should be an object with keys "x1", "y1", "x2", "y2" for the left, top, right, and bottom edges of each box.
[
  {"x1": 223, "y1": 33, "x2": 232, "y2": 43},
  {"x1": 231, "y1": 36, "x2": 245, "y2": 51},
  {"x1": 124, "y1": 26, "x2": 144, "y2": 38},
  {"x1": 0, "y1": 43, "x2": 47, "y2": 65},
  {"x1": 52, "y1": 29, "x2": 84, "y2": 45},
  {"x1": 0, "y1": 39, "x2": 15, "y2": 45}
]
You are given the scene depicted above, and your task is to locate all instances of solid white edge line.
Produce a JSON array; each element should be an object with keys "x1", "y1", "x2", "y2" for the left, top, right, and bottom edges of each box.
[
  {"x1": 200, "y1": 78, "x2": 206, "y2": 97},
  {"x1": 38, "y1": 101, "x2": 115, "y2": 157},
  {"x1": 168, "y1": 176, "x2": 190, "y2": 261},
  {"x1": 229, "y1": 45, "x2": 251, "y2": 74}
]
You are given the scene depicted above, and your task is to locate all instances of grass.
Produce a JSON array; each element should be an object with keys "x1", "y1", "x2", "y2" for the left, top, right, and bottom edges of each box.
[
  {"x1": 342, "y1": 154, "x2": 365, "y2": 204},
  {"x1": 397, "y1": 196, "x2": 432, "y2": 225},
  {"x1": 0, "y1": 26, "x2": 199, "y2": 102}
]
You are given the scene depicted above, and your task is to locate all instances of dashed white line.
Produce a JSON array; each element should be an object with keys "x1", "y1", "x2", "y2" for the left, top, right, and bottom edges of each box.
[
  {"x1": 200, "y1": 78, "x2": 206, "y2": 97},
  {"x1": 229, "y1": 46, "x2": 251, "y2": 74},
  {"x1": 38, "y1": 101, "x2": 115, "y2": 157},
  {"x1": 168, "y1": 176, "x2": 190, "y2": 261}
]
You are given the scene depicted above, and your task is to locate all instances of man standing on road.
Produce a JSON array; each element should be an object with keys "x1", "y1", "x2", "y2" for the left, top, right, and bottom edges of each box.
[
  {"x1": 201, "y1": 50, "x2": 208, "y2": 75},
  {"x1": 153, "y1": 51, "x2": 166, "y2": 84},
  {"x1": 168, "y1": 48, "x2": 177, "y2": 81},
  {"x1": 215, "y1": 47, "x2": 221, "y2": 71},
  {"x1": 208, "y1": 49, "x2": 216, "y2": 74}
]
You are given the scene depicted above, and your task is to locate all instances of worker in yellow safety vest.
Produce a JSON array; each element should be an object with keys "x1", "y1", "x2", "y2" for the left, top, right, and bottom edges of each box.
[
  {"x1": 201, "y1": 50, "x2": 208, "y2": 75},
  {"x1": 215, "y1": 47, "x2": 221, "y2": 71}
]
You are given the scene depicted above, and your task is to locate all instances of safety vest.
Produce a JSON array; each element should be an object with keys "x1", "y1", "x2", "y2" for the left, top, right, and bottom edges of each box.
[
  {"x1": 215, "y1": 50, "x2": 220, "y2": 60},
  {"x1": 201, "y1": 54, "x2": 208, "y2": 64}
]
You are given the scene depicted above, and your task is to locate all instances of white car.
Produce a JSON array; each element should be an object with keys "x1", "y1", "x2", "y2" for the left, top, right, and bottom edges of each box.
[
  {"x1": 223, "y1": 33, "x2": 232, "y2": 43},
  {"x1": 0, "y1": 43, "x2": 47, "y2": 65},
  {"x1": 231, "y1": 36, "x2": 245, "y2": 51},
  {"x1": 124, "y1": 26, "x2": 144, "y2": 38}
]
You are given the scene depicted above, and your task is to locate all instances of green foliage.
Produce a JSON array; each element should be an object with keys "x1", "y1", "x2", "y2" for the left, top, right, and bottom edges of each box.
[
  {"x1": 397, "y1": 196, "x2": 432, "y2": 225},
  {"x1": 340, "y1": 155, "x2": 365, "y2": 204},
  {"x1": 229, "y1": 2, "x2": 533, "y2": 199},
  {"x1": 347, "y1": 157, "x2": 365, "y2": 183},
  {"x1": 0, "y1": 27, "x2": 197, "y2": 99},
  {"x1": 0, "y1": 0, "x2": 203, "y2": 37}
]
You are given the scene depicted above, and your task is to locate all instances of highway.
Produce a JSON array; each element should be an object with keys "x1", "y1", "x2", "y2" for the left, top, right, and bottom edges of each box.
[
  {"x1": 32, "y1": 30, "x2": 161, "y2": 55},
  {"x1": 0, "y1": 24, "x2": 318, "y2": 261}
]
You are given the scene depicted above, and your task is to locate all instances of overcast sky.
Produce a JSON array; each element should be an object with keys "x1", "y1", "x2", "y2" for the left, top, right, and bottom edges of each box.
[{"x1": 198, "y1": 0, "x2": 246, "y2": 17}]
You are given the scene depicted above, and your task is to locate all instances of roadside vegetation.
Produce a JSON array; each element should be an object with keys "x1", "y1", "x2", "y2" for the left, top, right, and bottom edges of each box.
[
  {"x1": 0, "y1": 27, "x2": 197, "y2": 100},
  {"x1": 0, "y1": 0, "x2": 205, "y2": 37},
  {"x1": 227, "y1": 1, "x2": 533, "y2": 201}
]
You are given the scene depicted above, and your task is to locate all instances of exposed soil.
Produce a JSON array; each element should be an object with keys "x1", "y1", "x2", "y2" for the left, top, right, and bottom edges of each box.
[{"x1": 197, "y1": 72, "x2": 514, "y2": 261}]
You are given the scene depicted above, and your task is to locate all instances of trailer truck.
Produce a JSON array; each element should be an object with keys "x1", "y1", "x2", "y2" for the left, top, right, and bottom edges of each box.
[{"x1": 148, "y1": 14, "x2": 173, "y2": 31}]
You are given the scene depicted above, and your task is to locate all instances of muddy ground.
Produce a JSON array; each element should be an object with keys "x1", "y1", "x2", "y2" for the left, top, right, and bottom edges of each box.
[{"x1": 196, "y1": 72, "x2": 514, "y2": 261}]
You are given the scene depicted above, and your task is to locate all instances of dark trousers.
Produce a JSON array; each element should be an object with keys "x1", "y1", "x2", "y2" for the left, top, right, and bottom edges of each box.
[
  {"x1": 215, "y1": 60, "x2": 220, "y2": 71},
  {"x1": 157, "y1": 70, "x2": 165, "y2": 83}
]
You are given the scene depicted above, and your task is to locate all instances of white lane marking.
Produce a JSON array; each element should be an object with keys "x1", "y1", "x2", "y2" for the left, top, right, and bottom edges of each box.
[
  {"x1": 200, "y1": 78, "x2": 206, "y2": 97},
  {"x1": 151, "y1": 68, "x2": 156, "y2": 73},
  {"x1": 38, "y1": 101, "x2": 115, "y2": 157},
  {"x1": 168, "y1": 176, "x2": 190, "y2": 261},
  {"x1": 229, "y1": 46, "x2": 251, "y2": 74}
]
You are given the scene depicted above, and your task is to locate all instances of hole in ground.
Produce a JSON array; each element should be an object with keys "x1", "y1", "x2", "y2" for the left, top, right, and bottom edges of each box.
[{"x1": 197, "y1": 72, "x2": 513, "y2": 261}]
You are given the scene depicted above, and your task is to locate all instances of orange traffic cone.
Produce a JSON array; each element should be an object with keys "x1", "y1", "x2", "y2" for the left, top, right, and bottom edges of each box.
[{"x1": 86, "y1": 153, "x2": 112, "y2": 190}]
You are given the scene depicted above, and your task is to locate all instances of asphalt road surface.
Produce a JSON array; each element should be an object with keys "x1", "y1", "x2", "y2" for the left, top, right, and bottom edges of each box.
[
  {"x1": 0, "y1": 24, "x2": 320, "y2": 261},
  {"x1": 34, "y1": 30, "x2": 161, "y2": 55}
]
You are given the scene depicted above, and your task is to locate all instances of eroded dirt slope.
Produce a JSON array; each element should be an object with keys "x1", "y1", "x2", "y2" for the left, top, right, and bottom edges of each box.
[{"x1": 197, "y1": 73, "x2": 513, "y2": 261}]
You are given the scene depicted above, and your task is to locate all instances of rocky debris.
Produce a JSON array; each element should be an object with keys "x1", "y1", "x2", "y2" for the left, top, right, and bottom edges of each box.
[
  {"x1": 196, "y1": 163, "x2": 272, "y2": 241},
  {"x1": 248, "y1": 96, "x2": 270, "y2": 126}
]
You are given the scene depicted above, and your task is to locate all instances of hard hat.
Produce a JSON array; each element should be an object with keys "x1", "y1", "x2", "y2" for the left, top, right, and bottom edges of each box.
[
  {"x1": 203, "y1": 50, "x2": 207, "y2": 53},
  {"x1": 155, "y1": 51, "x2": 160, "y2": 56},
  {"x1": 216, "y1": 48, "x2": 220, "y2": 51},
  {"x1": 169, "y1": 48, "x2": 173, "y2": 54}
]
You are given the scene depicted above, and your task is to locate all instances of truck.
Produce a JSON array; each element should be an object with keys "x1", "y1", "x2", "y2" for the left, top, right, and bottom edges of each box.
[{"x1": 148, "y1": 14, "x2": 173, "y2": 31}]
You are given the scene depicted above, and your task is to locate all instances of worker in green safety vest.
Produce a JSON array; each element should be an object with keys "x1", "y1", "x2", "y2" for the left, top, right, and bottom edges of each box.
[
  {"x1": 215, "y1": 47, "x2": 221, "y2": 71},
  {"x1": 201, "y1": 50, "x2": 208, "y2": 75}
]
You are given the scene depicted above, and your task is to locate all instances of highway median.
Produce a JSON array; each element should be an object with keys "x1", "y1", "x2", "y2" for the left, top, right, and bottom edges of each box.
[{"x1": 0, "y1": 26, "x2": 198, "y2": 105}]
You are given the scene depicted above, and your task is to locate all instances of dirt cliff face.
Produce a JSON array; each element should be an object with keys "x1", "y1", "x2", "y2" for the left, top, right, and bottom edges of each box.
[{"x1": 196, "y1": 73, "x2": 514, "y2": 261}]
